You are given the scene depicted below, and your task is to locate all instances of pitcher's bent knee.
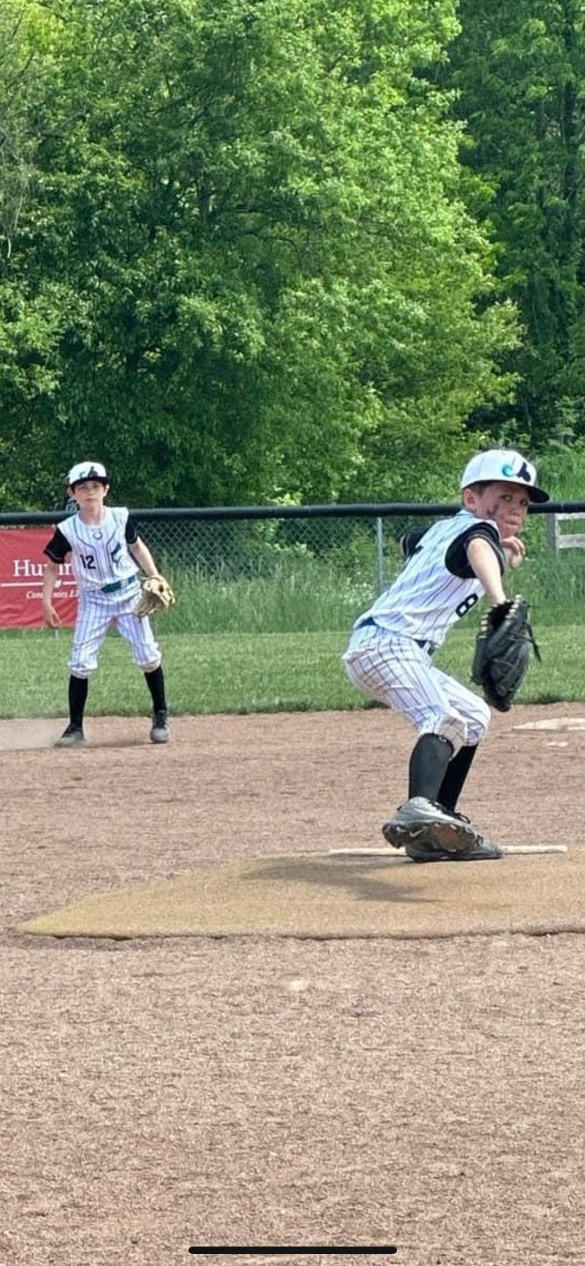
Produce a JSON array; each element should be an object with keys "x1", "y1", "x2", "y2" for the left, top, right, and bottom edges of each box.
[{"x1": 428, "y1": 705, "x2": 490, "y2": 752}]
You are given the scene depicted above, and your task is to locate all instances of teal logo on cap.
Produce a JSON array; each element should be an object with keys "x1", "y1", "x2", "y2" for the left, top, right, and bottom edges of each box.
[{"x1": 502, "y1": 459, "x2": 532, "y2": 485}]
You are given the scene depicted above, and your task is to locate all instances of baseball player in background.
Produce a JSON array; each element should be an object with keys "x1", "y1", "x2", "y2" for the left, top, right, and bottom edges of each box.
[
  {"x1": 342, "y1": 448, "x2": 549, "y2": 862},
  {"x1": 42, "y1": 461, "x2": 171, "y2": 747}
]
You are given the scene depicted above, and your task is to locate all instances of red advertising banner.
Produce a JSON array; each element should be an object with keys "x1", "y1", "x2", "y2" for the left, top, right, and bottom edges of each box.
[{"x1": 0, "y1": 528, "x2": 78, "y2": 628}]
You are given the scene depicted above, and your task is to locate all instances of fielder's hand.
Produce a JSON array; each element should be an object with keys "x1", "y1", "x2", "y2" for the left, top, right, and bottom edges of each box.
[{"x1": 42, "y1": 600, "x2": 62, "y2": 628}]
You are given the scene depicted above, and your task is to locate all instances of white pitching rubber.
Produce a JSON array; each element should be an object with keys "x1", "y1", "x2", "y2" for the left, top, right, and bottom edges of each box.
[{"x1": 329, "y1": 844, "x2": 568, "y2": 857}]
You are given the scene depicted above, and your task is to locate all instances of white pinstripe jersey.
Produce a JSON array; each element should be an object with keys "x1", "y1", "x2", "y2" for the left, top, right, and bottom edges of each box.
[
  {"x1": 45, "y1": 507, "x2": 139, "y2": 593},
  {"x1": 354, "y1": 510, "x2": 505, "y2": 647}
]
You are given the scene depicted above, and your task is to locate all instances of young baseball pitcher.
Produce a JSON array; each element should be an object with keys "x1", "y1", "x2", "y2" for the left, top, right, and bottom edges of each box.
[
  {"x1": 42, "y1": 461, "x2": 172, "y2": 747},
  {"x1": 342, "y1": 448, "x2": 549, "y2": 862}
]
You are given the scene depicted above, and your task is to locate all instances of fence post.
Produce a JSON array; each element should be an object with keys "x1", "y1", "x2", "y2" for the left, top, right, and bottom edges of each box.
[
  {"x1": 375, "y1": 517, "x2": 385, "y2": 593},
  {"x1": 547, "y1": 513, "x2": 558, "y2": 555}
]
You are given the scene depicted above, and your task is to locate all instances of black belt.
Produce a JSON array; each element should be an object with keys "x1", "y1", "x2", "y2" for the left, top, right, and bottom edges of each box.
[{"x1": 415, "y1": 639, "x2": 437, "y2": 655}]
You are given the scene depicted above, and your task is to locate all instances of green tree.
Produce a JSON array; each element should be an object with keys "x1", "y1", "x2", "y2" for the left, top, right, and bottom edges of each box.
[
  {"x1": 447, "y1": 0, "x2": 585, "y2": 447},
  {"x1": 0, "y1": 0, "x2": 518, "y2": 508},
  {"x1": 0, "y1": 4, "x2": 36, "y2": 258}
]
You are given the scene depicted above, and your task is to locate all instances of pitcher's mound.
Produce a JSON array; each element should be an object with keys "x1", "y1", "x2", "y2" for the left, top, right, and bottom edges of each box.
[{"x1": 17, "y1": 846, "x2": 581, "y2": 940}]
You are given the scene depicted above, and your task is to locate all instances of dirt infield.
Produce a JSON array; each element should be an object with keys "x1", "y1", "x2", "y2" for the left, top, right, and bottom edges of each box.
[{"x1": 2, "y1": 704, "x2": 585, "y2": 1265}]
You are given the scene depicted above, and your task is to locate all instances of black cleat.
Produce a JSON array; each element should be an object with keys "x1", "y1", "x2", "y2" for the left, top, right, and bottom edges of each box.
[
  {"x1": 382, "y1": 796, "x2": 478, "y2": 852},
  {"x1": 150, "y1": 709, "x2": 170, "y2": 744},
  {"x1": 54, "y1": 723, "x2": 85, "y2": 748},
  {"x1": 405, "y1": 835, "x2": 503, "y2": 863}
]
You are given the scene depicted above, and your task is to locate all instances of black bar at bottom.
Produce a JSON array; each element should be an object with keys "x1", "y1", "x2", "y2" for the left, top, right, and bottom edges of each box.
[{"x1": 188, "y1": 1250, "x2": 397, "y2": 1256}]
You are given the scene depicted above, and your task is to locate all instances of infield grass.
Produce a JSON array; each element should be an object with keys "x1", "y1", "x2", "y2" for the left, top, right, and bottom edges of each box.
[{"x1": 0, "y1": 620, "x2": 583, "y2": 718}]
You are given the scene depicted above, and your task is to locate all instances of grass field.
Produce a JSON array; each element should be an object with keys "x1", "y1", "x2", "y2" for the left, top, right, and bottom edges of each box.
[{"x1": 0, "y1": 620, "x2": 582, "y2": 718}]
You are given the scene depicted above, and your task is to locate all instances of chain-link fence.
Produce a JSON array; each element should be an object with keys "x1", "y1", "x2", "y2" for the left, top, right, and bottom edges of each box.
[
  {"x1": 2, "y1": 500, "x2": 585, "y2": 632},
  {"x1": 116, "y1": 505, "x2": 449, "y2": 634}
]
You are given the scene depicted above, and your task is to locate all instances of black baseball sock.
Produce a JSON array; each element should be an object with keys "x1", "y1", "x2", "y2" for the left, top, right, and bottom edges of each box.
[
  {"x1": 408, "y1": 734, "x2": 454, "y2": 802},
  {"x1": 69, "y1": 675, "x2": 88, "y2": 729},
  {"x1": 437, "y1": 744, "x2": 478, "y2": 811},
  {"x1": 144, "y1": 665, "x2": 167, "y2": 713}
]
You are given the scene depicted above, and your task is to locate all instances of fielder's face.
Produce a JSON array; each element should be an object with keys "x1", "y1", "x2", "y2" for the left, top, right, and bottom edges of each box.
[
  {"x1": 464, "y1": 480, "x2": 530, "y2": 539},
  {"x1": 69, "y1": 478, "x2": 109, "y2": 508}
]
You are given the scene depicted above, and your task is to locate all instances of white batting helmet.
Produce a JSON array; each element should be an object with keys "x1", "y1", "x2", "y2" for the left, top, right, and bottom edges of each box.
[{"x1": 67, "y1": 461, "x2": 109, "y2": 488}]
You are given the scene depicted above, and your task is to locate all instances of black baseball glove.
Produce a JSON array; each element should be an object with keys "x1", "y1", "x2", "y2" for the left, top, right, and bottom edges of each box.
[{"x1": 471, "y1": 596, "x2": 540, "y2": 712}]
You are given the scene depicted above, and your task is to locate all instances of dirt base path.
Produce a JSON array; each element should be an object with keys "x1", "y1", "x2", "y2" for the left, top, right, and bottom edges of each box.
[{"x1": 2, "y1": 705, "x2": 584, "y2": 1265}]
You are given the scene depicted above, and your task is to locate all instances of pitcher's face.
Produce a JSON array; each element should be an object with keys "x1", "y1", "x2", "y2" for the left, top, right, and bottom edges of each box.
[{"x1": 464, "y1": 481, "x2": 530, "y2": 538}]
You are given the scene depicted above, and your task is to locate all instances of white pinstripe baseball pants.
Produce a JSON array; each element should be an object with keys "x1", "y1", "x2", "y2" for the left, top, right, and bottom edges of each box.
[
  {"x1": 69, "y1": 584, "x2": 161, "y2": 677},
  {"x1": 342, "y1": 625, "x2": 490, "y2": 751}
]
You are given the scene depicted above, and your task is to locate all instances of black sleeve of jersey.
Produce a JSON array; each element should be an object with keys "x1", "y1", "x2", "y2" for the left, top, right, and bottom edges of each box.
[
  {"x1": 400, "y1": 527, "x2": 429, "y2": 559},
  {"x1": 445, "y1": 523, "x2": 505, "y2": 579},
  {"x1": 125, "y1": 515, "x2": 139, "y2": 545},
  {"x1": 43, "y1": 527, "x2": 71, "y2": 564}
]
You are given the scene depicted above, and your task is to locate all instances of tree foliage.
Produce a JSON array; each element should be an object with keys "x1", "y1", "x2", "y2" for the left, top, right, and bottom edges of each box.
[
  {"x1": 0, "y1": 0, "x2": 518, "y2": 507},
  {"x1": 447, "y1": 0, "x2": 585, "y2": 448}
]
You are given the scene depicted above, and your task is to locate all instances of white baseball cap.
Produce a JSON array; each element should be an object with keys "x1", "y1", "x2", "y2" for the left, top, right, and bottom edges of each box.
[
  {"x1": 67, "y1": 461, "x2": 109, "y2": 488},
  {"x1": 460, "y1": 448, "x2": 549, "y2": 503}
]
